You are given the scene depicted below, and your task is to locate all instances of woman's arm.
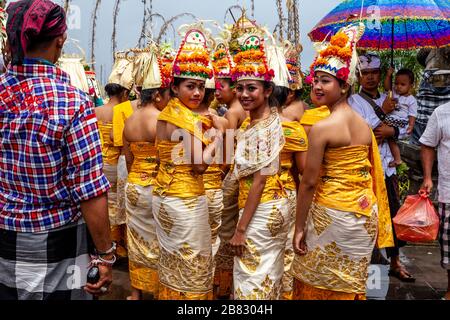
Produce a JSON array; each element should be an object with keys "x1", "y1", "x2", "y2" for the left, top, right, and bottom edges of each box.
[
  {"x1": 293, "y1": 124, "x2": 327, "y2": 255},
  {"x1": 122, "y1": 133, "x2": 134, "y2": 173},
  {"x1": 294, "y1": 150, "x2": 307, "y2": 176},
  {"x1": 230, "y1": 169, "x2": 267, "y2": 256}
]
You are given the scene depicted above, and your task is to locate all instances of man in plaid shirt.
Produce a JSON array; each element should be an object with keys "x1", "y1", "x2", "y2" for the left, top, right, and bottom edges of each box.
[{"x1": 0, "y1": 0, "x2": 113, "y2": 300}]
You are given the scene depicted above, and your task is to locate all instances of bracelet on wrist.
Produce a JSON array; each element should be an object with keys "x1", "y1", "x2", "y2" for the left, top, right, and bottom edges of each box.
[
  {"x1": 95, "y1": 241, "x2": 117, "y2": 256},
  {"x1": 89, "y1": 254, "x2": 117, "y2": 268}
]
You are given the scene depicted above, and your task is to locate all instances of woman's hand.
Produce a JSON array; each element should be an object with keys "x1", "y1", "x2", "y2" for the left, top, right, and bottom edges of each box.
[
  {"x1": 293, "y1": 227, "x2": 307, "y2": 256},
  {"x1": 229, "y1": 229, "x2": 246, "y2": 257},
  {"x1": 211, "y1": 114, "x2": 227, "y2": 134}
]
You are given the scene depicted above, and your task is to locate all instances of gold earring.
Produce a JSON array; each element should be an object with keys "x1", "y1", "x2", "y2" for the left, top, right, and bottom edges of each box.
[
  {"x1": 341, "y1": 89, "x2": 347, "y2": 95},
  {"x1": 156, "y1": 97, "x2": 161, "y2": 103}
]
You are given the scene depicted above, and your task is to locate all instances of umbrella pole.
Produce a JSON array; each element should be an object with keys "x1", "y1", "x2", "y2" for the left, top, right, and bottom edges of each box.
[{"x1": 390, "y1": 18, "x2": 394, "y2": 67}]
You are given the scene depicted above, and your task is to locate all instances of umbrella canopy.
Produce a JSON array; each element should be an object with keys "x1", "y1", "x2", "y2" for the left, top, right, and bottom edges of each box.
[{"x1": 309, "y1": 0, "x2": 450, "y2": 51}]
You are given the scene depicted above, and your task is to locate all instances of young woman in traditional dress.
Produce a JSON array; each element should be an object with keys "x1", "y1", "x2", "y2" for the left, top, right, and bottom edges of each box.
[
  {"x1": 229, "y1": 26, "x2": 289, "y2": 300},
  {"x1": 291, "y1": 23, "x2": 394, "y2": 300},
  {"x1": 122, "y1": 44, "x2": 173, "y2": 300},
  {"x1": 152, "y1": 22, "x2": 224, "y2": 300}
]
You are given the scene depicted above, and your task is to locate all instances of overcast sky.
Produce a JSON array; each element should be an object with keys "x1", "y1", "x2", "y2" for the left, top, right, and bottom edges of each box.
[{"x1": 7, "y1": 0, "x2": 343, "y2": 84}]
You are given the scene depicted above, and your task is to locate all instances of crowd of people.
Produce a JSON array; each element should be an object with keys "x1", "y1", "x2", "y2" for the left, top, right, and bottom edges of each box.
[{"x1": 0, "y1": 0, "x2": 449, "y2": 301}]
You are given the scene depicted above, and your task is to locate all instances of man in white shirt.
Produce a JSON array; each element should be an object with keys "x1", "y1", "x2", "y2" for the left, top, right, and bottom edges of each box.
[
  {"x1": 420, "y1": 101, "x2": 450, "y2": 300},
  {"x1": 349, "y1": 53, "x2": 415, "y2": 282}
]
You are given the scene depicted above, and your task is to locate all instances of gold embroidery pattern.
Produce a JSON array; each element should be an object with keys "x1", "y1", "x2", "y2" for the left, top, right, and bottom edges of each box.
[
  {"x1": 159, "y1": 246, "x2": 213, "y2": 292},
  {"x1": 292, "y1": 242, "x2": 370, "y2": 293},
  {"x1": 206, "y1": 190, "x2": 222, "y2": 246},
  {"x1": 282, "y1": 247, "x2": 295, "y2": 295},
  {"x1": 235, "y1": 275, "x2": 282, "y2": 300},
  {"x1": 311, "y1": 203, "x2": 332, "y2": 236},
  {"x1": 127, "y1": 226, "x2": 159, "y2": 268},
  {"x1": 267, "y1": 205, "x2": 285, "y2": 237},
  {"x1": 239, "y1": 239, "x2": 261, "y2": 273},
  {"x1": 364, "y1": 209, "x2": 378, "y2": 243},
  {"x1": 156, "y1": 203, "x2": 174, "y2": 236},
  {"x1": 209, "y1": 217, "x2": 220, "y2": 245},
  {"x1": 180, "y1": 242, "x2": 194, "y2": 259},
  {"x1": 182, "y1": 197, "x2": 200, "y2": 211},
  {"x1": 206, "y1": 191, "x2": 215, "y2": 203},
  {"x1": 126, "y1": 184, "x2": 140, "y2": 207}
]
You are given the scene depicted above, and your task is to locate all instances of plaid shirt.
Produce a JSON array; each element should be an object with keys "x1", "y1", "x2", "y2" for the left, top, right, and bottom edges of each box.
[{"x1": 0, "y1": 59, "x2": 110, "y2": 233}]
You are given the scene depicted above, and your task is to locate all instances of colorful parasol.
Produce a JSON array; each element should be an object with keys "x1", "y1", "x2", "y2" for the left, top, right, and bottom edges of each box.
[{"x1": 309, "y1": 0, "x2": 450, "y2": 55}]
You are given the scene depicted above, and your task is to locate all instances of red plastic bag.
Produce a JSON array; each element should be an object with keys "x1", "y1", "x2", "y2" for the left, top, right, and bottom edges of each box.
[{"x1": 393, "y1": 191, "x2": 440, "y2": 242}]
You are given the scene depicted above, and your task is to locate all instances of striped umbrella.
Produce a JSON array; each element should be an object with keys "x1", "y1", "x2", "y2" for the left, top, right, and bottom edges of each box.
[{"x1": 308, "y1": 0, "x2": 450, "y2": 65}]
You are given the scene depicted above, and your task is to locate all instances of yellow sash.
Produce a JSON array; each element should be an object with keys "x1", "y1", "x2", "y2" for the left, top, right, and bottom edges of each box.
[
  {"x1": 280, "y1": 121, "x2": 308, "y2": 190},
  {"x1": 127, "y1": 142, "x2": 158, "y2": 186},
  {"x1": 158, "y1": 98, "x2": 212, "y2": 145},
  {"x1": 369, "y1": 133, "x2": 394, "y2": 248},
  {"x1": 300, "y1": 106, "x2": 330, "y2": 126},
  {"x1": 112, "y1": 100, "x2": 133, "y2": 147},
  {"x1": 98, "y1": 121, "x2": 121, "y2": 165}
]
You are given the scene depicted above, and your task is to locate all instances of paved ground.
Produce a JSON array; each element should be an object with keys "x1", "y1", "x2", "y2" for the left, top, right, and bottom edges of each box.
[{"x1": 102, "y1": 243, "x2": 448, "y2": 300}]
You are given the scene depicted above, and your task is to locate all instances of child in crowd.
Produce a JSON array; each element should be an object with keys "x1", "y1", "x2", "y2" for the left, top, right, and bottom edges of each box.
[{"x1": 384, "y1": 68, "x2": 418, "y2": 167}]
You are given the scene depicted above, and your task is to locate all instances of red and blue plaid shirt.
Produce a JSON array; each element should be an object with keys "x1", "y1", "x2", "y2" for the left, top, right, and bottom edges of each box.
[{"x1": 0, "y1": 59, "x2": 110, "y2": 232}]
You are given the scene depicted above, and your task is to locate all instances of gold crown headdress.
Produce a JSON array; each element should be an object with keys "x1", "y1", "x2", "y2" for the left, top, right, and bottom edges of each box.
[
  {"x1": 172, "y1": 21, "x2": 214, "y2": 81},
  {"x1": 212, "y1": 29, "x2": 234, "y2": 79},
  {"x1": 231, "y1": 22, "x2": 274, "y2": 82}
]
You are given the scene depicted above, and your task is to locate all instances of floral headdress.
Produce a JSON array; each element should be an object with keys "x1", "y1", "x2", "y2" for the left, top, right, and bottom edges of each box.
[
  {"x1": 231, "y1": 27, "x2": 274, "y2": 82},
  {"x1": 308, "y1": 23, "x2": 364, "y2": 85},
  {"x1": 212, "y1": 30, "x2": 234, "y2": 79},
  {"x1": 284, "y1": 41, "x2": 303, "y2": 90},
  {"x1": 172, "y1": 22, "x2": 214, "y2": 81},
  {"x1": 158, "y1": 43, "x2": 175, "y2": 89}
]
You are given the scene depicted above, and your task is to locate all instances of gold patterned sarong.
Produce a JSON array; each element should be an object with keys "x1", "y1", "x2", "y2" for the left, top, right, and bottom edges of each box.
[
  {"x1": 233, "y1": 109, "x2": 289, "y2": 300},
  {"x1": 126, "y1": 184, "x2": 159, "y2": 295},
  {"x1": 214, "y1": 170, "x2": 239, "y2": 298},
  {"x1": 205, "y1": 188, "x2": 223, "y2": 258},
  {"x1": 152, "y1": 194, "x2": 213, "y2": 299},
  {"x1": 152, "y1": 107, "x2": 213, "y2": 299},
  {"x1": 126, "y1": 142, "x2": 159, "y2": 295},
  {"x1": 234, "y1": 199, "x2": 289, "y2": 300},
  {"x1": 204, "y1": 164, "x2": 224, "y2": 258},
  {"x1": 290, "y1": 202, "x2": 378, "y2": 297},
  {"x1": 291, "y1": 141, "x2": 393, "y2": 298}
]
